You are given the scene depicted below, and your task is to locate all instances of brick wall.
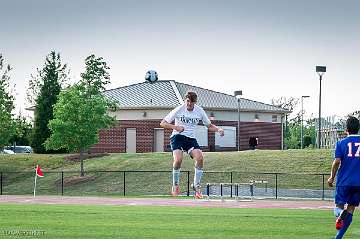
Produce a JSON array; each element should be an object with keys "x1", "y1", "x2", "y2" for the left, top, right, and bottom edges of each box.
[
  {"x1": 90, "y1": 120, "x2": 282, "y2": 153},
  {"x1": 209, "y1": 120, "x2": 282, "y2": 150},
  {"x1": 91, "y1": 120, "x2": 161, "y2": 153},
  {"x1": 240, "y1": 121, "x2": 282, "y2": 150}
]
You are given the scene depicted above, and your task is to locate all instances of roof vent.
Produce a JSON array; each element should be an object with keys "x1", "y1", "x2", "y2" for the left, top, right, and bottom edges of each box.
[{"x1": 145, "y1": 70, "x2": 158, "y2": 83}]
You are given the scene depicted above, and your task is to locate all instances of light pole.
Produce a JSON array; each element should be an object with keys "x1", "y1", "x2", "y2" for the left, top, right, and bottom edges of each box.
[
  {"x1": 234, "y1": 90, "x2": 242, "y2": 151},
  {"x1": 301, "y1": 95, "x2": 310, "y2": 149},
  {"x1": 316, "y1": 66, "x2": 326, "y2": 149}
]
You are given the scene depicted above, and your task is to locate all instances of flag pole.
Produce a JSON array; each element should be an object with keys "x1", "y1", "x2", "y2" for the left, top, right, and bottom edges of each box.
[{"x1": 33, "y1": 165, "x2": 37, "y2": 198}]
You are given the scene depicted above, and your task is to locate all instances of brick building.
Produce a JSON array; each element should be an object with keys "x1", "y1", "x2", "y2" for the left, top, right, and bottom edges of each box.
[{"x1": 90, "y1": 79, "x2": 290, "y2": 153}]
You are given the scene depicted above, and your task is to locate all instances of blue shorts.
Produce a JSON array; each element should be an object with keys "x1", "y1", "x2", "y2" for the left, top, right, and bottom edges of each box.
[
  {"x1": 335, "y1": 186, "x2": 360, "y2": 206},
  {"x1": 170, "y1": 134, "x2": 200, "y2": 154}
]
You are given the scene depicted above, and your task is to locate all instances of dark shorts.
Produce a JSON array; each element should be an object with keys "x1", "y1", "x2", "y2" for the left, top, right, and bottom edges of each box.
[
  {"x1": 335, "y1": 186, "x2": 360, "y2": 206},
  {"x1": 170, "y1": 134, "x2": 200, "y2": 154}
]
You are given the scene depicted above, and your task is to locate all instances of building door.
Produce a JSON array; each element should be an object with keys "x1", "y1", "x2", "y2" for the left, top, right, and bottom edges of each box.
[
  {"x1": 126, "y1": 128, "x2": 136, "y2": 153},
  {"x1": 154, "y1": 128, "x2": 164, "y2": 152}
]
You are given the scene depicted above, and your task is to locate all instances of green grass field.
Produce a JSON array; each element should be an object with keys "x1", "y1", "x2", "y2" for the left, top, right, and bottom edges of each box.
[
  {"x1": 0, "y1": 203, "x2": 359, "y2": 239},
  {"x1": 0, "y1": 150, "x2": 355, "y2": 238}
]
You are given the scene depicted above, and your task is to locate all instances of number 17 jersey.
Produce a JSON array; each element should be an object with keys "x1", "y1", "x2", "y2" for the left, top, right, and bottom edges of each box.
[{"x1": 335, "y1": 135, "x2": 360, "y2": 186}]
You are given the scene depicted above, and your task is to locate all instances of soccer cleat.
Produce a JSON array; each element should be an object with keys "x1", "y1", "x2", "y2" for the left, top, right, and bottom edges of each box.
[
  {"x1": 171, "y1": 185, "x2": 180, "y2": 197},
  {"x1": 191, "y1": 184, "x2": 203, "y2": 199},
  {"x1": 335, "y1": 209, "x2": 348, "y2": 230}
]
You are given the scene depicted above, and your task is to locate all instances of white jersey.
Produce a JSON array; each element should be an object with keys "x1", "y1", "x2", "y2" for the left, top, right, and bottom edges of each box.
[{"x1": 163, "y1": 104, "x2": 211, "y2": 138}]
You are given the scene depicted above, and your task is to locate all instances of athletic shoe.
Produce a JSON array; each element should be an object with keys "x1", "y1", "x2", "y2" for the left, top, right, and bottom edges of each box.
[
  {"x1": 335, "y1": 209, "x2": 348, "y2": 230},
  {"x1": 171, "y1": 185, "x2": 180, "y2": 197},
  {"x1": 191, "y1": 184, "x2": 203, "y2": 199}
]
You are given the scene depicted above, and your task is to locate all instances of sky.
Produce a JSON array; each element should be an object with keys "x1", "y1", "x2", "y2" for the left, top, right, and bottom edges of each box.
[{"x1": 1, "y1": 0, "x2": 359, "y2": 120}]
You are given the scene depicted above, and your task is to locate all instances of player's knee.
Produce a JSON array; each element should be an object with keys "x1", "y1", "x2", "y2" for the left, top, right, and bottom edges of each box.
[
  {"x1": 193, "y1": 154, "x2": 203, "y2": 163},
  {"x1": 192, "y1": 149, "x2": 203, "y2": 158},
  {"x1": 173, "y1": 159, "x2": 182, "y2": 168}
]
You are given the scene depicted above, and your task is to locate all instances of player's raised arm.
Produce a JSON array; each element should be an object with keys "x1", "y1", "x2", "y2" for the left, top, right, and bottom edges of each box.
[
  {"x1": 208, "y1": 124, "x2": 224, "y2": 137},
  {"x1": 199, "y1": 107, "x2": 224, "y2": 136}
]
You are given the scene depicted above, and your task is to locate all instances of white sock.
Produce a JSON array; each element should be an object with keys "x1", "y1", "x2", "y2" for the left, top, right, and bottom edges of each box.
[
  {"x1": 194, "y1": 167, "x2": 203, "y2": 187},
  {"x1": 173, "y1": 168, "x2": 180, "y2": 186}
]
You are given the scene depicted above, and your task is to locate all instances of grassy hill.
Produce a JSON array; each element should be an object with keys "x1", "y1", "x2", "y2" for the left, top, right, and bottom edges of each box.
[
  {"x1": 0, "y1": 149, "x2": 333, "y2": 173},
  {"x1": 0, "y1": 149, "x2": 335, "y2": 196}
]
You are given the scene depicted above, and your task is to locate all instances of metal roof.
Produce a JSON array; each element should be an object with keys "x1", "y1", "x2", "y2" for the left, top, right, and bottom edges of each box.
[
  {"x1": 103, "y1": 80, "x2": 290, "y2": 113},
  {"x1": 104, "y1": 81, "x2": 179, "y2": 108}
]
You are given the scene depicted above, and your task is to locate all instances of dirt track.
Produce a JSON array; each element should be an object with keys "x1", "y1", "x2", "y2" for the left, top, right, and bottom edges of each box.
[{"x1": 0, "y1": 195, "x2": 334, "y2": 210}]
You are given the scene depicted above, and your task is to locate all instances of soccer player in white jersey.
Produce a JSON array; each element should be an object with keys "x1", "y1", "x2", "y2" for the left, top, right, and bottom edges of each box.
[
  {"x1": 160, "y1": 91, "x2": 224, "y2": 199},
  {"x1": 328, "y1": 116, "x2": 360, "y2": 239}
]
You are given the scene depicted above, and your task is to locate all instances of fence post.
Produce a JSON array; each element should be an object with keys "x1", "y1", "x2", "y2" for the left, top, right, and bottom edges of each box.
[
  {"x1": 187, "y1": 171, "x2": 190, "y2": 196},
  {"x1": 236, "y1": 184, "x2": 239, "y2": 198},
  {"x1": 123, "y1": 171, "x2": 126, "y2": 196},
  {"x1": 1, "y1": 172, "x2": 2, "y2": 195},
  {"x1": 322, "y1": 174, "x2": 325, "y2": 200},
  {"x1": 275, "y1": 173, "x2": 278, "y2": 199},
  {"x1": 61, "y1": 171, "x2": 64, "y2": 196},
  {"x1": 230, "y1": 172, "x2": 233, "y2": 198}
]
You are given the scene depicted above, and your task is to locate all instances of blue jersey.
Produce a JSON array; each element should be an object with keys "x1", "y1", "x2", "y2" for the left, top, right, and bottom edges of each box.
[{"x1": 335, "y1": 135, "x2": 360, "y2": 186}]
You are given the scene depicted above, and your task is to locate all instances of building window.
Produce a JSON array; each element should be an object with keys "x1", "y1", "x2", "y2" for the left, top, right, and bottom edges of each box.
[{"x1": 272, "y1": 115, "x2": 277, "y2": 122}]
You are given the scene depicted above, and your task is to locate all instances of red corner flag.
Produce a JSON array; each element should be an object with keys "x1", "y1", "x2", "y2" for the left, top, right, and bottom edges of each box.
[{"x1": 36, "y1": 165, "x2": 44, "y2": 177}]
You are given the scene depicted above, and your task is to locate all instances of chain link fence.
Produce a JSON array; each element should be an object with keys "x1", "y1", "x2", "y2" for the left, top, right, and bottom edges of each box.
[{"x1": 0, "y1": 171, "x2": 334, "y2": 200}]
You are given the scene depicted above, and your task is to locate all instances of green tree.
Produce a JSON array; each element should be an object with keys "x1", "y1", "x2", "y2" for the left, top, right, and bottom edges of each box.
[
  {"x1": 28, "y1": 51, "x2": 69, "y2": 153},
  {"x1": 304, "y1": 118, "x2": 317, "y2": 148},
  {"x1": 0, "y1": 54, "x2": 16, "y2": 149},
  {"x1": 284, "y1": 120, "x2": 301, "y2": 149},
  {"x1": 9, "y1": 115, "x2": 33, "y2": 146},
  {"x1": 349, "y1": 111, "x2": 360, "y2": 119},
  {"x1": 271, "y1": 97, "x2": 318, "y2": 149},
  {"x1": 271, "y1": 97, "x2": 299, "y2": 113},
  {"x1": 45, "y1": 55, "x2": 115, "y2": 176},
  {"x1": 271, "y1": 97, "x2": 300, "y2": 149}
]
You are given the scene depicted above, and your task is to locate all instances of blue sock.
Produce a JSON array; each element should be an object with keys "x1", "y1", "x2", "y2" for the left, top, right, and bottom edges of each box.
[{"x1": 335, "y1": 212, "x2": 353, "y2": 239}]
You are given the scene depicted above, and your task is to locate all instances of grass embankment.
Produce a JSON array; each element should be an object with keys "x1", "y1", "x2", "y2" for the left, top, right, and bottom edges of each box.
[
  {"x1": 0, "y1": 149, "x2": 334, "y2": 196},
  {"x1": 0, "y1": 149, "x2": 333, "y2": 172}
]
